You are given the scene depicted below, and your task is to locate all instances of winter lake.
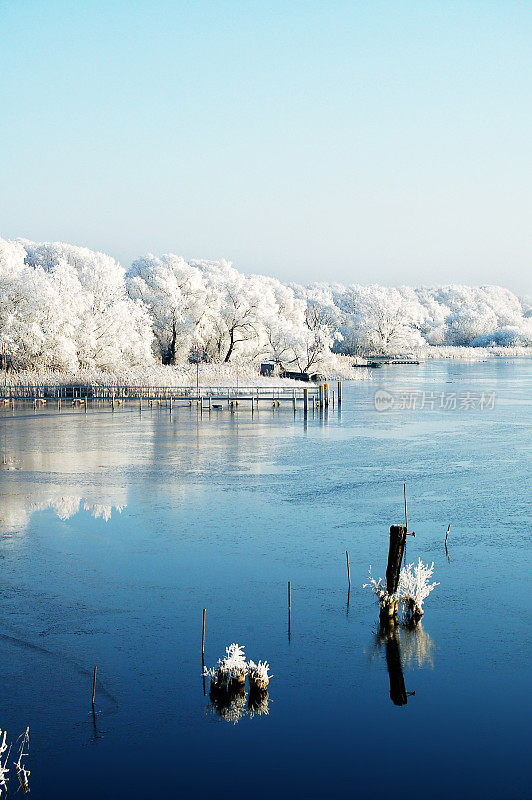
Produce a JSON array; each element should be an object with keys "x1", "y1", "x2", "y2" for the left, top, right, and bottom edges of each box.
[{"x1": 0, "y1": 359, "x2": 530, "y2": 799}]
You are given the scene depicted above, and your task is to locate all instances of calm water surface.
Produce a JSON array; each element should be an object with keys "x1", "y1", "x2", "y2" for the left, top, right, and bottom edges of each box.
[{"x1": 0, "y1": 360, "x2": 530, "y2": 799}]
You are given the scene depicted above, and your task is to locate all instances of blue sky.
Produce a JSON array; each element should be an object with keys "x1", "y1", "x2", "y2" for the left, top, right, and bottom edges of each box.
[{"x1": 1, "y1": 1, "x2": 531, "y2": 292}]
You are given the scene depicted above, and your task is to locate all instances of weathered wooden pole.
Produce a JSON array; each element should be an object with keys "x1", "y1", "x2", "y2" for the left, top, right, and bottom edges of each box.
[
  {"x1": 92, "y1": 665, "x2": 97, "y2": 710},
  {"x1": 303, "y1": 387, "x2": 308, "y2": 414},
  {"x1": 84, "y1": 396, "x2": 87, "y2": 413},
  {"x1": 288, "y1": 580, "x2": 291, "y2": 641},
  {"x1": 324, "y1": 383, "x2": 329, "y2": 408},
  {"x1": 346, "y1": 549, "x2": 351, "y2": 588},
  {"x1": 381, "y1": 525, "x2": 407, "y2": 620},
  {"x1": 337, "y1": 380, "x2": 342, "y2": 406}
]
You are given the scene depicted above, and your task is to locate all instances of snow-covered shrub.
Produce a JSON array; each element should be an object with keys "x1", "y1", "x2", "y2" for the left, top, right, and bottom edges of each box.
[
  {"x1": 247, "y1": 660, "x2": 272, "y2": 691},
  {"x1": 398, "y1": 558, "x2": 439, "y2": 623},
  {"x1": 203, "y1": 642, "x2": 247, "y2": 691},
  {"x1": 363, "y1": 566, "x2": 394, "y2": 609}
]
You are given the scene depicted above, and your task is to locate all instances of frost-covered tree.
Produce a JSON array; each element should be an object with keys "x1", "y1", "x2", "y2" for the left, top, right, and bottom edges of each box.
[
  {"x1": 4, "y1": 239, "x2": 155, "y2": 370},
  {"x1": 127, "y1": 254, "x2": 207, "y2": 364}
]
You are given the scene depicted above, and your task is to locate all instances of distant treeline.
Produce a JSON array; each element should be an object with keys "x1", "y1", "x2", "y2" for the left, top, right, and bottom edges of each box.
[{"x1": 1, "y1": 237, "x2": 530, "y2": 372}]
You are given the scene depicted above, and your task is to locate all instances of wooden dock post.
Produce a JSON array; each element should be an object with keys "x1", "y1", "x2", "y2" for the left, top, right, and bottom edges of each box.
[
  {"x1": 84, "y1": 397, "x2": 87, "y2": 413},
  {"x1": 92, "y1": 665, "x2": 97, "y2": 710},
  {"x1": 111, "y1": 392, "x2": 115, "y2": 411},
  {"x1": 169, "y1": 395, "x2": 172, "y2": 413},
  {"x1": 303, "y1": 387, "x2": 308, "y2": 414},
  {"x1": 337, "y1": 380, "x2": 342, "y2": 406},
  {"x1": 324, "y1": 383, "x2": 329, "y2": 408},
  {"x1": 318, "y1": 384, "x2": 323, "y2": 408},
  {"x1": 209, "y1": 396, "x2": 212, "y2": 411}
]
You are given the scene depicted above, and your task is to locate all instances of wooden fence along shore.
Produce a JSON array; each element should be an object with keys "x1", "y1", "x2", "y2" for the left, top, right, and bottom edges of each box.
[{"x1": 0, "y1": 381, "x2": 343, "y2": 412}]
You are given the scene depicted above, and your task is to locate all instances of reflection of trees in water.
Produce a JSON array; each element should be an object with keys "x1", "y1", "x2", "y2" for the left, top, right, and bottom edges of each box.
[
  {"x1": 207, "y1": 686, "x2": 270, "y2": 724},
  {"x1": 0, "y1": 490, "x2": 126, "y2": 533}
]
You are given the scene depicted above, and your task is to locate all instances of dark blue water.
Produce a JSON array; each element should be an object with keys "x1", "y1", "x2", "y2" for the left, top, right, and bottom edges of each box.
[{"x1": 0, "y1": 360, "x2": 530, "y2": 799}]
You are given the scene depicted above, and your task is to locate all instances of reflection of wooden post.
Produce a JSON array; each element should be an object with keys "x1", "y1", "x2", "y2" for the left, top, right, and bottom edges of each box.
[{"x1": 384, "y1": 630, "x2": 407, "y2": 706}]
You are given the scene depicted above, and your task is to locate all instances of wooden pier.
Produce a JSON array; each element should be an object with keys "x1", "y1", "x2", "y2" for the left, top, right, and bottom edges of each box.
[{"x1": 0, "y1": 381, "x2": 343, "y2": 412}]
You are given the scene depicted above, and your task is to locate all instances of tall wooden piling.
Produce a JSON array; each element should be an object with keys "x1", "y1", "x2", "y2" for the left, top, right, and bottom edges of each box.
[
  {"x1": 380, "y1": 525, "x2": 407, "y2": 621},
  {"x1": 337, "y1": 380, "x2": 342, "y2": 406},
  {"x1": 303, "y1": 387, "x2": 308, "y2": 414},
  {"x1": 324, "y1": 383, "x2": 329, "y2": 408},
  {"x1": 386, "y1": 525, "x2": 407, "y2": 596}
]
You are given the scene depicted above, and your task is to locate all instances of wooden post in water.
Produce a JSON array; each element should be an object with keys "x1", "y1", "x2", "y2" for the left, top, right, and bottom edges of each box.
[
  {"x1": 381, "y1": 525, "x2": 407, "y2": 621},
  {"x1": 84, "y1": 396, "x2": 87, "y2": 413},
  {"x1": 92, "y1": 665, "x2": 97, "y2": 710},
  {"x1": 288, "y1": 580, "x2": 291, "y2": 641},
  {"x1": 346, "y1": 550, "x2": 351, "y2": 588},
  {"x1": 202, "y1": 608, "x2": 206, "y2": 661},
  {"x1": 303, "y1": 387, "x2": 308, "y2": 414},
  {"x1": 337, "y1": 380, "x2": 342, "y2": 406},
  {"x1": 324, "y1": 383, "x2": 329, "y2": 408}
]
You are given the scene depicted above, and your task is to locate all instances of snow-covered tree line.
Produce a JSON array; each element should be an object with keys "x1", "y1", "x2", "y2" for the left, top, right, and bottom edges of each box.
[{"x1": 0, "y1": 237, "x2": 530, "y2": 372}]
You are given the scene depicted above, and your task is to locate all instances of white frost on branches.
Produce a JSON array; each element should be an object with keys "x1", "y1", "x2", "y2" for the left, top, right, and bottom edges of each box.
[
  {"x1": 398, "y1": 558, "x2": 439, "y2": 620},
  {"x1": 247, "y1": 660, "x2": 272, "y2": 687},
  {"x1": 2, "y1": 236, "x2": 530, "y2": 376},
  {"x1": 363, "y1": 566, "x2": 392, "y2": 608},
  {"x1": 364, "y1": 559, "x2": 439, "y2": 621}
]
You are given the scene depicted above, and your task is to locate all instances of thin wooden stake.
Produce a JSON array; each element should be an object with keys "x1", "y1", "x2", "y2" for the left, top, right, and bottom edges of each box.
[
  {"x1": 202, "y1": 608, "x2": 206, "y2": 659},
  {"x1": 92, "y1": 665, "x2": 97, "y2": 709},
  {"x1": 445, "y1": 524, "x2": 450, "y2": 547},
  {"x1": 288, "y1": 580, "x2": 291, "y2": 611},
  {"x1": 346, "y1": 549, "x2": 351, "y2": 587}
]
